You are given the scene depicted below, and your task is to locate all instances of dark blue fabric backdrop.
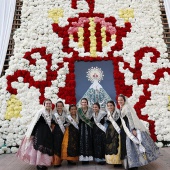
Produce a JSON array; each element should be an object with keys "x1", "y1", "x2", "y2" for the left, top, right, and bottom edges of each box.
[{"x1": 75, "y1": 61, "x2": 116, "y2": 103}]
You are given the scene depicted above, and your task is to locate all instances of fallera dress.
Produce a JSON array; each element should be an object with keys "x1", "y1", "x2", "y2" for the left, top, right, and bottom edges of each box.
[
  {"x1": 16, "y1": 108, "x2": 53, "y2": 167},
  {"x1": 120, "y1": 104, "x2": 160, "y2": 169},
  {"x1": 105, "y1": 110, "x2": 122, "y2": 165},
  {"x1": 52, "y1": 111, "x2": 67, "y2": 166},
  {"x1": 92, "y1": 110, "x2": 107, "y2": 163},
  {"x1": 78, "y1": 107, "x2": 94, "y2": 161},
  {"x1": 61, "y1": 114, "x2": 79, "y2": 161}
]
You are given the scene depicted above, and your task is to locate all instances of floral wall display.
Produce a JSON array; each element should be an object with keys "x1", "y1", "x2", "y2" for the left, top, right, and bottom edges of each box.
[{"x1": 0, "y1": 0, "x2": 170, "y2": 154}]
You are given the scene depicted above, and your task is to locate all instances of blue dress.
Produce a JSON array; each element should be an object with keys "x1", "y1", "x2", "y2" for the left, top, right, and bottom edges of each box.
[{"x1": 121, "y1": 112, "x2": 160, "y2": 169}]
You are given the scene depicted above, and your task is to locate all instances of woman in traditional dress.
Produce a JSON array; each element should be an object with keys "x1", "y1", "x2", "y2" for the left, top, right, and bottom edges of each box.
[
  {"x1": 61, "y1": 104, "x2": 79, "y2": 165},
  {"x1": 92, "y1": 102, "x2": 107, "y2": 165},
  {"x1": 52, "y1": 101, "x2": 67, "y2": 168},
  {"x1": 105, "y1": 100, "x2": 122, "y2": 166},
  {"x1": 78, "y1": 98, "x2": 93, "y2": 164},
  {"x1": 118, "y1": 94, "x2": 160, "y2": 170},
  {"x1": 16, "y1": 99, "x2": 53, "y2": 170}
]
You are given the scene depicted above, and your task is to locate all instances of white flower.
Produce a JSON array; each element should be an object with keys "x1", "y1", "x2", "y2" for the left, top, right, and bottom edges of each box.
[
  {"x1": 18, "y1": 77, "x2": 24, "y2": 82},
  {"x1": 0, "y1": 149, "x2": 4, "y2": 155},
  {"x1": 11, "y1": 147, "x2": 18, "y2": 154},
  {"x1": 156, "y1": 142, "x2": 163, "y2": 148}
]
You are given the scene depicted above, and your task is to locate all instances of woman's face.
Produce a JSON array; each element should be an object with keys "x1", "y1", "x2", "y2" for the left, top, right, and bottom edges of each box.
[
  {"x1": 70, "y1": 106, "x2": 77, "y2": 116},
  {"x1": 81, "y1": 99, "x2": 88, "y2": 108},
  {"x1": 57, "y1": 103, "x2": 64, "y2": 112},
  {"x1": 107, "y1": 103, "x2": 115, "y2": 112},
  {"x1": 44, "y1": 101, "x2": 52, "y2": 111},
  {"x1": 118, "y1": 96, "x2": 125, "y2": 107},
  {"x1": 93, "y1": 104, "x2": 100, "y2": 113}
]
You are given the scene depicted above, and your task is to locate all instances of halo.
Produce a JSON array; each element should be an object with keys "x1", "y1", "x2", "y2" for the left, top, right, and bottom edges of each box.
[{"x1": 86, "y1": 67, "x2": 104, "y2": 83}]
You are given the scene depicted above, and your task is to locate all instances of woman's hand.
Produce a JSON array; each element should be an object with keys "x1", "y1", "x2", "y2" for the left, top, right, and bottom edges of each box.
[{"x1": 132, "y1": 129, "x2": 137, "y2": 137}]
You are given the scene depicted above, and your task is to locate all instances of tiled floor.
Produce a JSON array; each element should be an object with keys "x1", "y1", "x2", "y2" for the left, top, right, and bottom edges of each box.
[{"x1": 0, "y1": 148, "x2": 170, "y2": 170}]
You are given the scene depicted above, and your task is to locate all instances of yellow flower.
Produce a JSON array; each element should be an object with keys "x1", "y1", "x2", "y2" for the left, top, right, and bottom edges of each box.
[
  {"x1": 5, "y1": 95, "x2": 22, "y2": 120},
  {"x1": 48, "y1": 8, "x2": 64, "y2": 23},
  {"x1": 119, "y1": 8, "x2": 134, "y2": 22},
  {"x1": 111, "y1": 34, "x2": 116, "y2": 40},
  {"x1": 69, "y1": 34, "x2": 73, "y2": 39},
  {"x1": 168, "y1": 96, "x2": 170, "y2": 102},
  {"x1": 77, "y1": 27, "x2": 84, "y2": 48},
  {"x1": 89, "y1": 18, "x2": 97, "y2": 57},
  {"x1": 101, "y1": 27, "x2": 107, "y2": 47}
]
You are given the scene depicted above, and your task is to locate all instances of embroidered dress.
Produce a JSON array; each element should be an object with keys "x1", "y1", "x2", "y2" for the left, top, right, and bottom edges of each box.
[
  {"x1": 105, "y1": 111, "x2": 122, "y2": 164},
  {"x1": 78, "y1": 107, "x2": 93, "y2": 161},
  {"x1": 92, "y1": 111, "x2": 107, "y2": 163},
  {"x1": 16, "y1": 109, "x2": 53, "y2": 166},
  {"x1": 120, "y1": 105, "x2": 160, "y2": 169},
  {"x1": 61, "y1": 115, "x2": 79, "y2": 161},
  {"x1": 52, "y1": 111, "x2": 67, "y2": 166}
]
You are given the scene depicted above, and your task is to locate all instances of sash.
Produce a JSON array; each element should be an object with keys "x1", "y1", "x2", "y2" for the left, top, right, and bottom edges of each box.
[
  {"x1": 78, "y1": 108, "x2": 93, "y2": 128},
  {"x1": 67, "y1": 115, "x2": 79, "y2": 130},
  {"x1": 54, "y1": 113, "x2": 65, "y2": 134},
  {"x1": 121, "y1": 117, "x2": 145, "y2": 153},
  {"x1": 107, "y1": 111, "x2": 121, "y2": 134},
  {"x1": 93, "y1": 113, "x2": 106, "y2": 133},
  {"x1": 42, "y1": 112, "x2": 52, "y2": 130}
]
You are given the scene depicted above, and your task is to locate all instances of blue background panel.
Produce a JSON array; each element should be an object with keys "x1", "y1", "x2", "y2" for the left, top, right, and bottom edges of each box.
[{"x1": 74, "y1": 60, "x2": 116, "y2": 103}]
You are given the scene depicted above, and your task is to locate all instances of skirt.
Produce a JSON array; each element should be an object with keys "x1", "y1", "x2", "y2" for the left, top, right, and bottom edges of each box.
[
  {"x1": 105, "y1": 135, "x2": 122, "y2": 164},
  {"x1": 52, "y1": 124, "x2": 64, "y2": 165},
  {"x1": 126, "y1": 131, "x2": 160, "y2": 168},
  {"x1": 16, "y1": 137, "x2": 52, "y2": 166},
  {"x1": 61, "y1": 127, "x2": 79, "y2": 161}
]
